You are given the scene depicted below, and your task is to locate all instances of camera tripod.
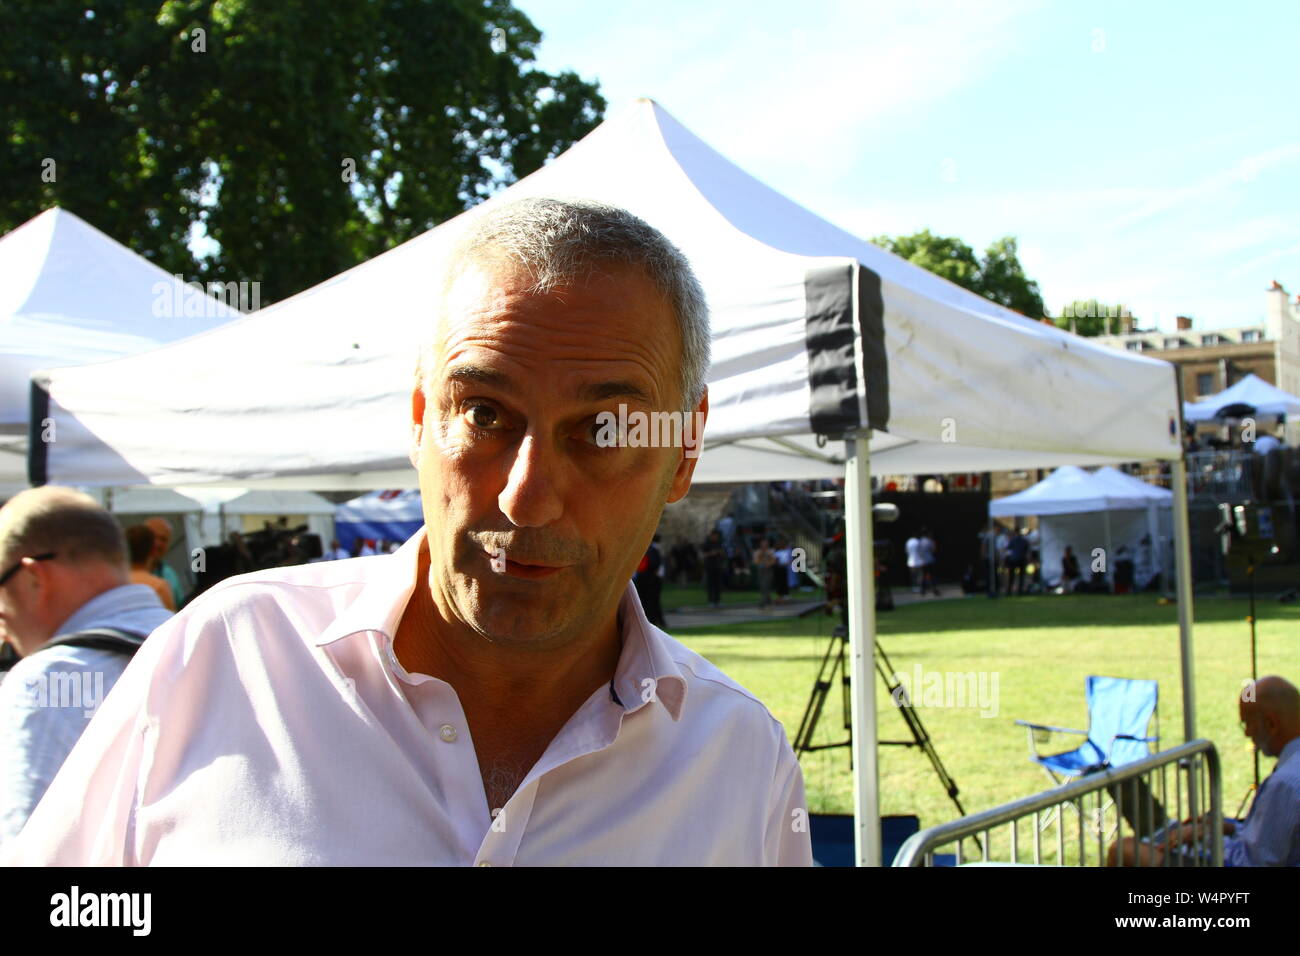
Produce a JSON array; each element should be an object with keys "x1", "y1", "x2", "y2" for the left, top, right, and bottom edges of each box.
[{"x1": 793, "y1": 620, "x2": 971, "y2": 823}]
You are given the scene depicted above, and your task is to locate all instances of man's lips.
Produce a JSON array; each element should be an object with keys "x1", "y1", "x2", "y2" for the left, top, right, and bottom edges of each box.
[{"x1": 482, "y1": 550, "x2": 570, "y2": 580}]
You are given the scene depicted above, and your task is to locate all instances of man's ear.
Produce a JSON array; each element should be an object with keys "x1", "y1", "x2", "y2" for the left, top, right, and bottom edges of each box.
[
  {"x1": 409, "y1": 382, "x2": 426, "y2": 470},
  {"x1": 666, "y1": 388, "x2": 708, "y2": 504}
]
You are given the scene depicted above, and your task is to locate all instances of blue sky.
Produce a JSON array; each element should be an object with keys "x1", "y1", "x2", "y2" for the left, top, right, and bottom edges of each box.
[{"x1": 514, "y1": 0, "x2": 1299, "y2": 332}]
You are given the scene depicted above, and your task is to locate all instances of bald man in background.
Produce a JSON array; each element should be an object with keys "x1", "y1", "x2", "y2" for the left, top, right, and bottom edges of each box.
[
  {"x1": 1109, "y1": 675, "x2": 1300, "y2": 866},
  {"x1": 1226, "y1": 676, "x2": 1300, "y2": 865},
  {"x1": 0, "y1": 488, "x2": 172, "y2": 846}
]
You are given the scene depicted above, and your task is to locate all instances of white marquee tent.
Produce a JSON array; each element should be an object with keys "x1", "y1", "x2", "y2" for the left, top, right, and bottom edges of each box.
[
  {"x1": 992, "y1": 465, "x2": 1173, "y2": 589},
  {"x1": 0, "y1": 207, "x2": 243, "y2": 483},
  {"x1": 25, "y1": 99, "x2": 1193, "y2": 865},
  {"x1": 1183, "y1": 373, "x2": 1300, "y2": 422}
]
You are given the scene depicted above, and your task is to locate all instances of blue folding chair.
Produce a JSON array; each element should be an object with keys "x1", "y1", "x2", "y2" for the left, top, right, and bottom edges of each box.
[{"x1": 1016, "y1": 676, "x2": 1159, "y2": 785}]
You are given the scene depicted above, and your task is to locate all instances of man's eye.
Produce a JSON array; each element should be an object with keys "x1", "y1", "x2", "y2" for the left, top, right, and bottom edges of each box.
[
  {"x1": 464, "y1": 404, "x2": 500, "y2": 429},
  {"x1": 585, "y1": 416, "x2": 623, "y2": 448}
]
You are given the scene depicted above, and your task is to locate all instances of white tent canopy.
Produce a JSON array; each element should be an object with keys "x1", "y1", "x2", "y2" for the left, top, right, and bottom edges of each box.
[
  {"x1": 31, "y1": 99, "x2": 1180, "y2": 488},
  {"x1": 990, "y1": 465, "x2": 1172, "y2": 517},
  {"x1": 92, "y1": 486, "x2": 336, "y2": 550},
  {"x1": 1182, "y1": 373, "x2": 1300, "y2": 422},
  {"x1": 27, "y1": 99, "x2": 1192, "y2": 868},
  {"x1": 992, "y1": 466, "x2": 1172, "y2": 589},
  {"x1": 0, "y1": 207, "x2": 243, "y2": 482},
  {"x1": 178, "y1": 488, "x2": 337, "y2": 550}
]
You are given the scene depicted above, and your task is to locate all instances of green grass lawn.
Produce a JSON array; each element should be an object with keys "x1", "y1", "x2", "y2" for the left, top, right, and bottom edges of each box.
[{"x1": 672, "y1": 594, "x2": 1300, "y2": 841}]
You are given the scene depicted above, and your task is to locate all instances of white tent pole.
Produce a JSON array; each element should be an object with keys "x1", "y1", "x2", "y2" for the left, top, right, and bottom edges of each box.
[
  {"x1": 1103, "y1": 507, "x2": 1114, "y2": 593},
  {"x1": 1146, "y1": 503, "x2": 1158, "y2": 588},
  {"x1": 1171, "y1": 456, "x2": 1197, "y2": 740},
  {"x1": 844, "y1": 429, "x2": 879, "y2": 867}
]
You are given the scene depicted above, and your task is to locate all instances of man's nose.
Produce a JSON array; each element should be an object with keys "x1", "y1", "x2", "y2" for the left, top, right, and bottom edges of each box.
[{"x1": 498, "y1": 431, "x2": 564, "y2": 528}]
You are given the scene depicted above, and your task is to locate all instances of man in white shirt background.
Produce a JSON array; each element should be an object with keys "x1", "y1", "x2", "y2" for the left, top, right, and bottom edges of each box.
[
  {"x1": 5, "y1": 197, "x2": 812, "y2": 866},
  {"x1": 904, "y1": 533, "x2": 921, "y2": 593},
  {"x1": 0, "y1": 488, "x2": 172, "y2": 849}
]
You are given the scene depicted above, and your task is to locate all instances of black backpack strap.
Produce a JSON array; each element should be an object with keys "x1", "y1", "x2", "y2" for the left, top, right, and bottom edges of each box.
[{"x1": 41, "y1": 627, "x2": 147, "y2": 658}]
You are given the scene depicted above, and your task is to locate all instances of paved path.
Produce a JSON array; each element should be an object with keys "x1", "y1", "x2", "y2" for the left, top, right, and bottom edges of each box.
[
  {"x1": 665, "y1": 598, "x2": 825, "y2": 630},
  {"x1": 666, "y1": 585, "x2": 971, "y2": 630}
]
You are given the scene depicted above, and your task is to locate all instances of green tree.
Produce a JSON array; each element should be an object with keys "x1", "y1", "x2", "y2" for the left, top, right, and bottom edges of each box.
[
  {"x1": 0, "y1": 0, "x2": 605, "y2": 304},
  {"x1": 872, "y1": 229, "x2": 1045, "y2": 318},
  {"x1": 1049, "y1": 299, "x2": 1135, "y2": 337}
]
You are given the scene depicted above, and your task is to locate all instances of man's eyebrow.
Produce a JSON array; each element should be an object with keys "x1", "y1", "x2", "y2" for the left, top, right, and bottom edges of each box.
[
  {"x1": 444, "y1": 365, "x2": 512, "y2": 390},
  {"x1": 576, "y1": 380, "x2": 655, "y2": 404},
  {"x1": 444, "y1": 366, "x2": 655, "y2": 405}
]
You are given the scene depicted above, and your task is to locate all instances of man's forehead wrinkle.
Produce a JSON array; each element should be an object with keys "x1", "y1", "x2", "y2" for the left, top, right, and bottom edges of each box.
[
  {"x1": 438, "y1": 325, "x2": 671, "y2": 402},
  {"x1": 439, "y1": 351, "x2": 662, "y2": 407},
  {"x1": 433, "y1": 259, "x2": 682, "y2": 407}
]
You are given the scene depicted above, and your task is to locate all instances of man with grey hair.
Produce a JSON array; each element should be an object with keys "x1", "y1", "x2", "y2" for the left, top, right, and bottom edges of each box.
[
  {"x1": 0, "y1": 487, "x2": 172, "y2": 847},
  {"x1": 5, "y1": 197, "x2": 812, "y2": 866}
]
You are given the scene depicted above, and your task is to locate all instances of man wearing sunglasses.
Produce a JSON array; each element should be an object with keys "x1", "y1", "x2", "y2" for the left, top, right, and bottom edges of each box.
[{"x1": 0, "y1": 487, "x2": 172, "y2": 847}]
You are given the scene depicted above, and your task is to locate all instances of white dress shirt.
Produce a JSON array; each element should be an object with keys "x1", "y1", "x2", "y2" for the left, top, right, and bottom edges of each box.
[
  {"x1": 0, "y1": 584, "x2": 172, "y2": 850},
  {"x1": 3, "y1": 530, "x2": 812, "y2": 866}
]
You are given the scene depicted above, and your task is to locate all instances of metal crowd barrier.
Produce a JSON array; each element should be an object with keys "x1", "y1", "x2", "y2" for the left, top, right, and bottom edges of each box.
[{"x1": 893, "y1": 740, "x2": 1222, "y2": 866}]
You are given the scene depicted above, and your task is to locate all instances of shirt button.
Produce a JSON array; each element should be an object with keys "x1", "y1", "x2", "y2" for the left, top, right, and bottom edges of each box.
[{"x1": 439, "y1": 724, "x2": 458, "y2": 742}]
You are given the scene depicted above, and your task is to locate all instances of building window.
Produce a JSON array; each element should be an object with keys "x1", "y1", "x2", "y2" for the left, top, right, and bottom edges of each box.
[
  {"x1": 1201, "y1": 333, "x2": 1221, "y2": 346},
  {"x1": 1196, "y1": 372, "x2": 1214, "y2": 396},
  {"x1": 1126, "y1": 341, "x2": 1145, "y2": 351},
  {"x1": 1242, "y1": 329, "x2": 1262, "y2": 343},
  {"x1": 1164, "y1": 337, "x2": 1189, "y2": 349}
]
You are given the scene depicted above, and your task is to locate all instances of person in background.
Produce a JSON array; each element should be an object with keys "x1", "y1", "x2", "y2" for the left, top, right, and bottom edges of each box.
[
  {"x1": 771, "y1": 538, "x2": 792, "y2": 604},
  {"x1": 668, "y1": 537, "x2": 697, "y2": 587},
  {"x1": 995, "y1": 524, "x2": 1011, "y2": 595},
  {"x1": 754, "y1": 537, "x2": 776, "y2": 609},
  {"x1": 717, "y1": 513, "x2": 737, "y2": 556},
  {"x1": 701, "y1": 529, "x2": 726, "y2": 608},
  {"x1": 1108, "y1": 676, "x2": 1300, "y2": 866},
  {"x1": 322, "y1": 539, "x2": 349, "y2": 561},
  {"x1": 905, "y1": 532, "x2": 922, "y2": 593},
  {"x1": 144, "y1": 517, "x2": 184, "y2": 609},
  {"x1": 1004, "y1": 528, "x2": 1029, "y2": 596},
  {"x1": 0, "y1": 488, "x2": 172, "y2": 847},
  {"x1": 633, "y1": 535, "x2": 666, "y2": 628},
  {"x1": 1060, "y1": 545, "x2": 1081, "y2": 593},
  {"x1": 917, "y1": 527, "x2": 938, "y2": 597},
  {"x1": 125, "y1": 526, "x2": 175, "y2": 612},
  {"x1": 228, "y1": 531, "x2": 254, "y2": 574},
  {"x1": 1252, "y1": 430, "x2": 1282, "y2": 457}
]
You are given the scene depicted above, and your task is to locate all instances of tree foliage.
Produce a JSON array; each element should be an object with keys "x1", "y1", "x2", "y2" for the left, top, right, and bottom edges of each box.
[
  {"x1": 1049, "y1": 299, "x2": 1135, "y2": 337},
  {"x1": 871, "y1": 229, "x2": 1045, "y2": 319},
  {"x1": 0, "y1": 0, "x2": 605, "y2": 303}
]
